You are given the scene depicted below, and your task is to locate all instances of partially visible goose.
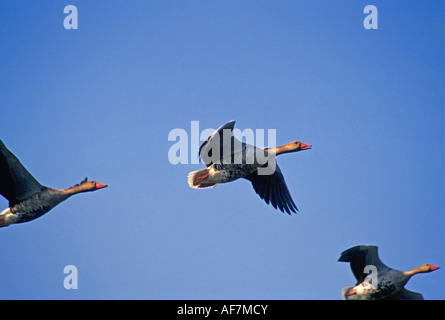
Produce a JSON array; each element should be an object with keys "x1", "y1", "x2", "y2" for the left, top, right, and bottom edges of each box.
[
  {"x1": 0, "y1": 140, "x2": 107, "y2": 228},
  {"x1": 341, "y1": 282, "x2": 376, "y2": 300},
  {"x1": 188, "y1": 120, "x2": 311, "y2": 214},
  {"x1": 338, "y1": 245, "x2": 439, "y2": 300}
]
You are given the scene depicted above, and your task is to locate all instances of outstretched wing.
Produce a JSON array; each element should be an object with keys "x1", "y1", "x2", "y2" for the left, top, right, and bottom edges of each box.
[
  {"x1": 244, "y1": 164, "x2": 298, "y2": 215},
  {"x1": 384, "y1": 288, "x2": 424, "y2": 300},
  {"x1": 199, "y1": 120, "x2": 236, "y2": 166},
  {"x1": 338, "y1": 245, "x2": 390, "y2": 284},
  {"x1": 0, "y1": 140, "x2": 43, "y2": 206}
]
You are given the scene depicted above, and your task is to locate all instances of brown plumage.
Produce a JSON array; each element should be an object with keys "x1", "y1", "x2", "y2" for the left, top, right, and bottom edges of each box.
[
  {"x1": 339, "y1": 245, "x2": 439, "y2": 300},
  {"x1": 188, "y1": 120, "x2": 311, "y2": 214},
  {"x1": 0, "y1": 140, "x2": 107, "y2": 227}
]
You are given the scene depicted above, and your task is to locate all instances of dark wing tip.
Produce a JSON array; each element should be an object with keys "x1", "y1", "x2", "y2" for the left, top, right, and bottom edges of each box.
[
  {"x1": 245, "y1": 166, "x2": 299, "y2": 215},
  {"x1": 384, "y1": 289, "x2": 424, "y2": 300},
  {"x1": 198, "y1": 120, "x2": 237, "y2": 165},
  {"x1": 338, "y1": 245, "x2": 384, "y2": 284},
  {"x1": 0, "y1": 140, "x2": 43, "y2": 203},
  {"x1": 338, "y1": 245, "x2": 378, "y2": 262}
]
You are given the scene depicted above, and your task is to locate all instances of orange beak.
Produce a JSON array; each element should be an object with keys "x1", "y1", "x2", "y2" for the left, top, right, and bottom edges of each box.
[
  {"x1": 430, "y1": 265, "x2": 440, "y2": 271},
  {"x1": 95, "y1": 182, "x2": 108, "y2": 189},
  {"x1": 300, "y1": 142, "x2": 312, "y2": 150},
  {"x1": 347, "y1": 288, "x2": 357, "y2": 296}
]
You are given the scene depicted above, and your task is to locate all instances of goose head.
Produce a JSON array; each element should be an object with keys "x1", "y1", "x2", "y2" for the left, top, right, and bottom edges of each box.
[
  {"x1": 65, "y1": 178, "x2": 108, "y2": 194},
  {"x1": 268, "y1": 141, "x2": 311, "y2": 155},
  {"x1": 288, "y1": 141, "x2": 311, "y2": 151},
  {"x1": 403, "y1": 263, "x2": 439, "y2": 278},
  {"x1": 415, "y1": 264, "x2": 440, "y2": 273},
  {"x1": 272, "y1": 141, "x2": 312, "y2": 155},
  {"x1": 342, "y1": 282, "x2": 376, "y2": 300},
  {"x1": 87, "y1": 181, "x2": 108, "y2": 191}
]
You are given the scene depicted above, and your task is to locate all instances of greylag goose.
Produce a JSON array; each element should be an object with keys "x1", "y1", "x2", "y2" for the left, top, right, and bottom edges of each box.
[
  {"x1": 341, "y1": 282, "x2": 376, "y2": 300},
  {"x1": 188, "y1": 120, "x2": 311, "y2": 214},
  {"x1": 0, "y1": 140, "x2": 107, "y2": 227},
  {"x1": 338, "y1": 245, "x2": 439, "y2": 300}
]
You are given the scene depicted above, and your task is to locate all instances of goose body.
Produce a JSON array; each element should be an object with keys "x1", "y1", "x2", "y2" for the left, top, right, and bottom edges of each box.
[
  {"x1": 338, "y1": 245, "x2": 439, "y2": 300},
  {"x1": 0, "y1": 140, "x2": 107, "y2": 227},
  {"x1": 188, "y1": 120, "x2": 311, "y2": 214}
]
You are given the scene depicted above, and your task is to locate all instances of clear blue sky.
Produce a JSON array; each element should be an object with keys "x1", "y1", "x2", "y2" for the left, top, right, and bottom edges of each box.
[{"x1": 0, "y1": 1, "x2": 443, "y2": 300}]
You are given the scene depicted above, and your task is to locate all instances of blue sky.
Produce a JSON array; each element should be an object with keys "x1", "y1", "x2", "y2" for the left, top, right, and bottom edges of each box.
[{"x1": 0, "y1": 1, "x2": 444, "y2": 300}]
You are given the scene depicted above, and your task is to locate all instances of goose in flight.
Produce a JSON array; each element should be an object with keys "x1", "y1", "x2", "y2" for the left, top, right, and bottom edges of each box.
[
  {"x1": 188, "y1": 120, "x2": 311, "y2": 214},
  {"x1": 338, "y1": 245, "x2": 439, "y2": 300},
  {"x1": 0, "y1": 140, "x2": 107, "y2": 228}
]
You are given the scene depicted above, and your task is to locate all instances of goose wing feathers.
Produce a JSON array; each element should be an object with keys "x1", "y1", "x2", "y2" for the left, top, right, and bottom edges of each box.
[
  {"x1": 0, "y1": 140, "x2": 43, "y2": 206},
  {"x1": 384, "y1": 288, "x2": 424, "y2": 300},
  {"x1": 338, "y1": 245, "x2": 391, "y2": 284},
  {"x1": 199, "y1": 120, "x2": 237, "y2": 166},
  {"x1": 244, "y1": 165, "x2": 298, "y2": 215}
]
